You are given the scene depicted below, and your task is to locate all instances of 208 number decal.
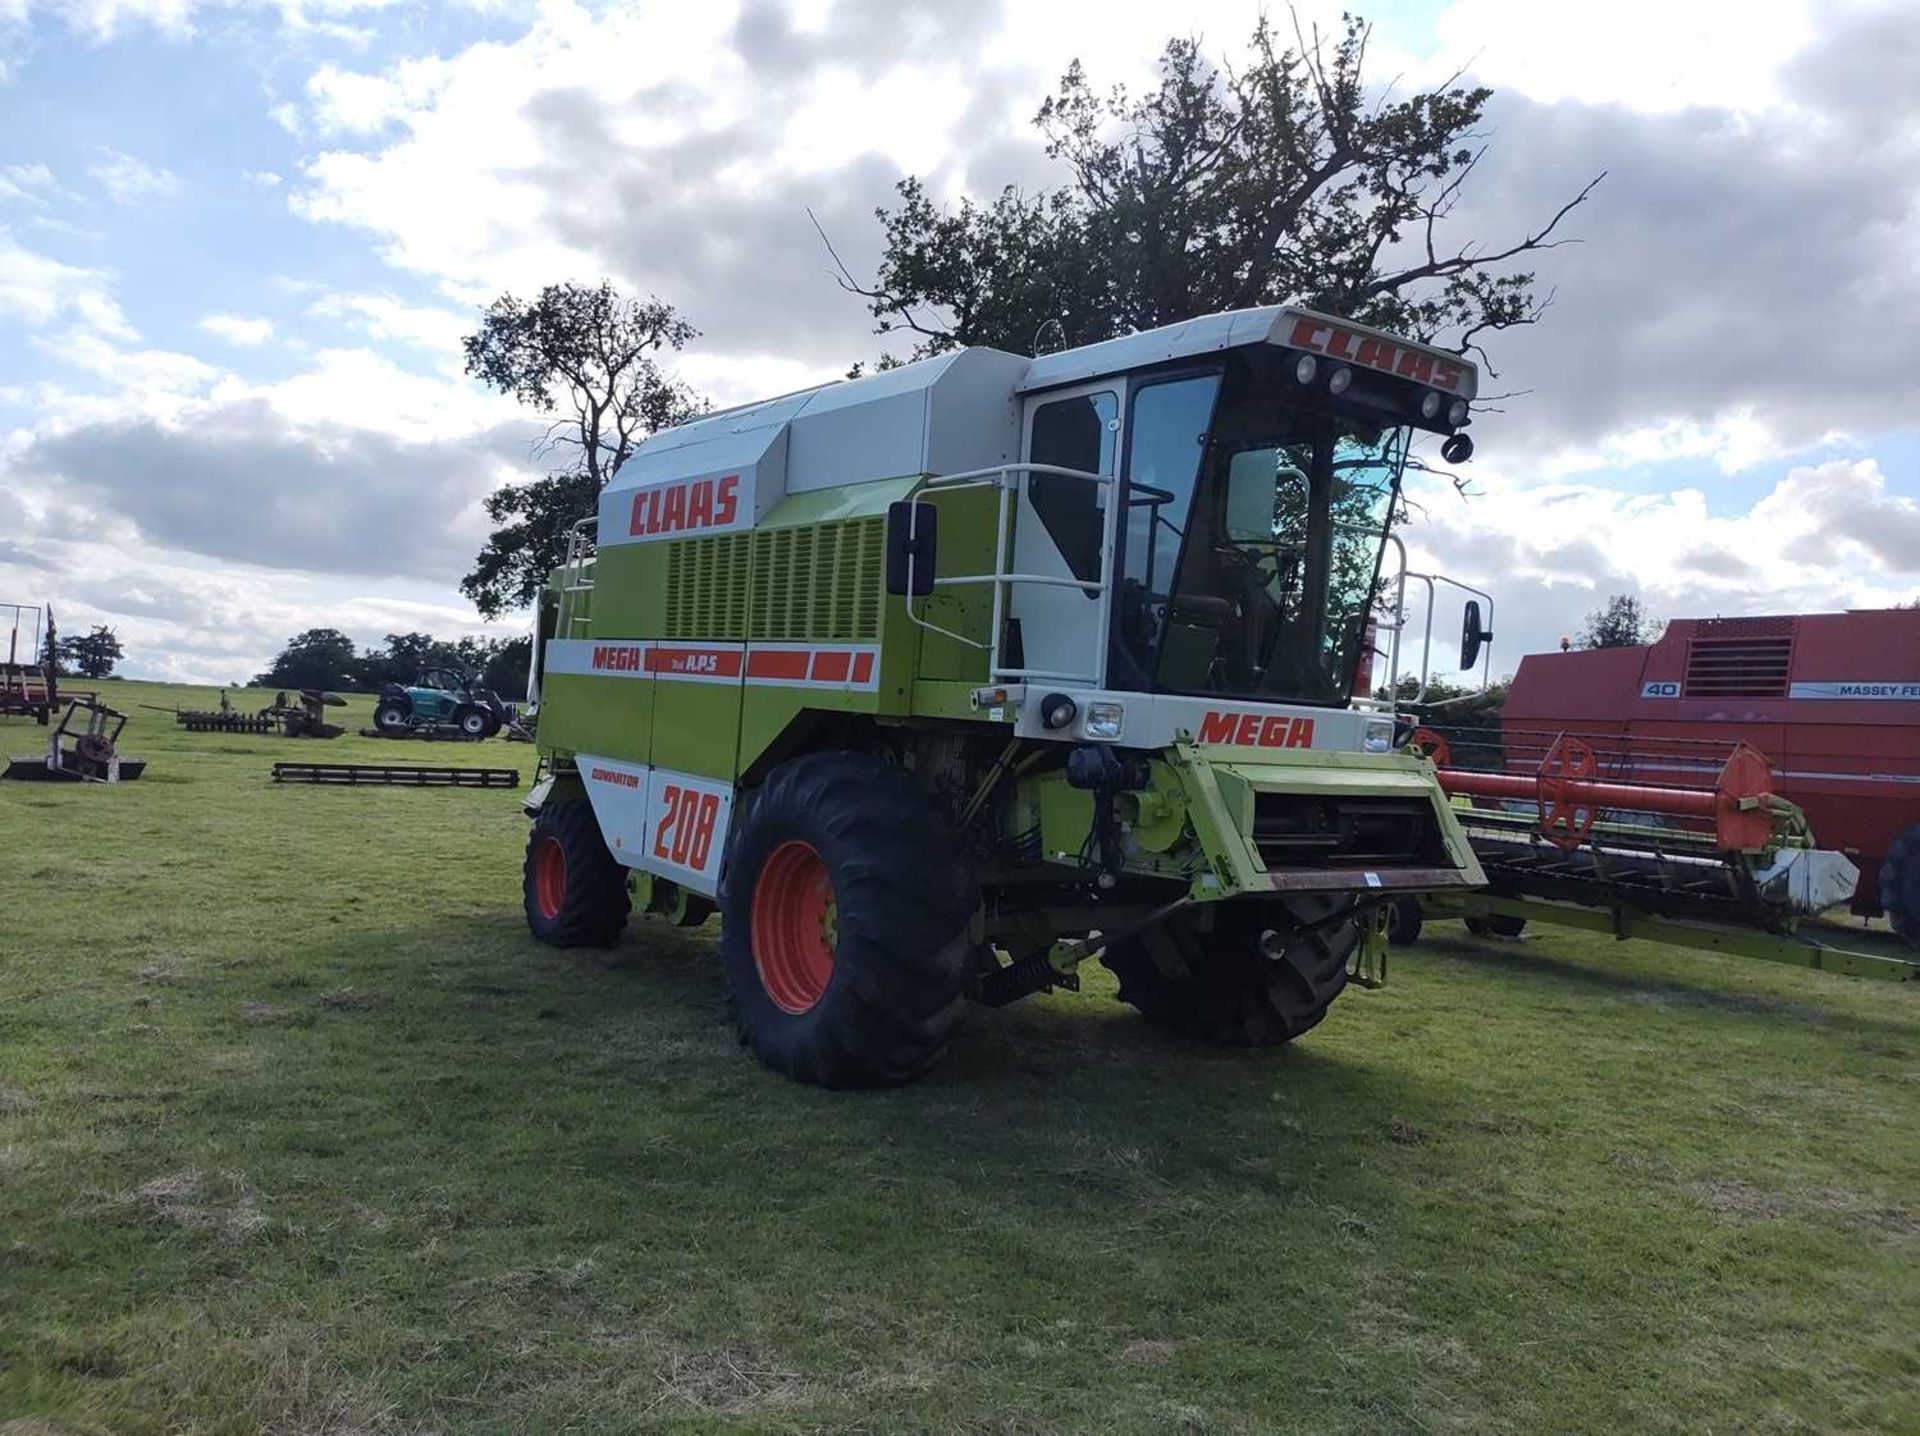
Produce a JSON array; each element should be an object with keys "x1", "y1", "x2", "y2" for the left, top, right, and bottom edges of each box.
[{"x1": 653, "y1": 783, "x2": 720, "y2": 871}]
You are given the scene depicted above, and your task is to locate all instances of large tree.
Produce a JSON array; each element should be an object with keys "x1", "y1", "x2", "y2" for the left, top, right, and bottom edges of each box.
[
  {"x1": 58, "y1": 625, "x2": 123, "y2": 680},
  {"x1": 1577, "y1": 594, "x2": 1657, "y2": 650},
  {"x1": 254, "y1": 628, "x2": 361, "y2": 690},
  {"x1": 852, "y1": 15, "x2": 1601, "y2": 368},
  {"x1": 462, "y1": 281, "x2": 707, "y2": 617}
]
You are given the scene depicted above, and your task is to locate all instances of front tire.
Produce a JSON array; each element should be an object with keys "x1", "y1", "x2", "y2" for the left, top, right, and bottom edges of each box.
[
  {"x1": 1101, "y1": 897, "x2": 1358, "y2": 1045},
  {"x1": 456, "y1": 705, "x2": 490, "y2": 738},
  {"x1": 1881, "y1": 824, "x2": 1920, "y2": 946},
  {"x1": 719, "y1": 752, "x2": 972, "y2": 1088},
  {"x1": 524, "y1": 800, "x2": 630, "y2": 948}
]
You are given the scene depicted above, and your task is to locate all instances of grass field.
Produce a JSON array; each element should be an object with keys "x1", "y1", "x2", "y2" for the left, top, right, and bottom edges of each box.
[{"x1": 2, "y1": 679, "x2": 1916, "y2": 1435}]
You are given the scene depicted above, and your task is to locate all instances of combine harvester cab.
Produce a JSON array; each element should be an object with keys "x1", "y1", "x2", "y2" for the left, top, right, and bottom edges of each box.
[{"x1": 520, "y1": 304, "x2": 1498, "y2": 1085}]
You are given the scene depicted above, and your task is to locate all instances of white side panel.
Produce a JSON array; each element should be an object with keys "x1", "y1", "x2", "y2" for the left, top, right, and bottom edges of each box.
[
  {"x1": 639, "y1": 767, "x2": 734, "y2": 895},
  {"x1": 923, "y1": 348, "x2": 1028, "y2": 475},
  {"x1": 785, "y1": 384, "x2": 934, "y2": 492},
  {"x1": 597, "y1": 426, "x2": 788, "y2": 547},
  {"x1": 577, "y1": 755, "x2": 736, "y2": 897},
  {"x1": 578, "y1": 754, "x2": 654, "y2": 861}
]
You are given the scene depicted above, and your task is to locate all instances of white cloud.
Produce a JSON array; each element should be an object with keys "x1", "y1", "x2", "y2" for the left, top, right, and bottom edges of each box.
[
  {"x1": 305, "y1": 54, "x2": 451, "y2": 135},
  {"x1": 0, "y1": 162, "x2": 57, "y2": 206},
  {"x1": 0, "y1": 225, "x2": 134, "y2": 339},
  {"x1": 306, "y1": 290, "x2": 470, "y2": 358},
  {"x1": 243, "y1": 169, "x2": 283, "y2": 187},
  {"x1": 198, "y1": 312, "x2": 275, "y2": 346},
  {"x1": 2, "y1": 0, "x2": 402, "y2": 45},
  {"x1": 1430, "y1": 0, "x2": 1819, "y2": 113},
  {"x1": 87, "y1": 147, "x2": 178, "y2": 202},
  {"x1": 1398, "y1": 455, "x2": 1920, "y2": 677}
]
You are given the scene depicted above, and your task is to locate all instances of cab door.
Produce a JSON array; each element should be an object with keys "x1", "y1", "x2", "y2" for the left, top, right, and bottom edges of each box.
[{"x1": 1008, "y1": 383, "x2": 1122, "y2": 684}]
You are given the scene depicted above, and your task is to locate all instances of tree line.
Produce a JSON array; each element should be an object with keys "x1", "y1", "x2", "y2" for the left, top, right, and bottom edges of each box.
[{"x1": 253, "y1": 629, "x2": 531, "y2": 697}]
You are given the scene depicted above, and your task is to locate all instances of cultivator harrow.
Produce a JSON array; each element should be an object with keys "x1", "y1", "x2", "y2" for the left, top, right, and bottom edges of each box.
[
  {"x1": 1406, "y1": 727, "x2": 1917, "y2": 980},
  {"x1": 155, "y1": 689, "x2": 346, "y2": 738},
  {"x1": 271, "y1": 761, "x2": 519, "y2": 788}
]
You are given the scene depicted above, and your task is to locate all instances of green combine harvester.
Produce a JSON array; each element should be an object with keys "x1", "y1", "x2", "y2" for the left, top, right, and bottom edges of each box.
[{"x1": 520, "y1": 305, "x2": 1508, "y2": 1086}]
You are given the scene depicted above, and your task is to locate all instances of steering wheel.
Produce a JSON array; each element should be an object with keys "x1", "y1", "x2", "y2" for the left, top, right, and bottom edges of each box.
[{"x1": 1213, "y1": 539, "x2": 1299, "y2": 590}]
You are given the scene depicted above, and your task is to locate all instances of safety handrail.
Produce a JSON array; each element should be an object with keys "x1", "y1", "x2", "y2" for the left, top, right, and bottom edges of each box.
[
  {"x1": 900, "y1": 461, "x2": 1117, "y2": 688},
  {"x1": 556, "y1": 516, "x2": 596, "y2": 640}
]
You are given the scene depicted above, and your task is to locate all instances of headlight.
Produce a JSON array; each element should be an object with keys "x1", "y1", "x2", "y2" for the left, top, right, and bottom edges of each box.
[
  {"x1": 1327, "y1": 365, "x2": 1353, "y2": 396},
  {"x1": 1364, "y1": 718, "x2": 1394, "y2": 754},
  {"x1": 1419, "y1": 389, "x2": 1443, "y2": 420},
  {"x1": 1084, "y1": 702, "x2": 1125, "y2": 741},
  {"x1": 1448, "y1": 398, "x2": 1470, "y2": 427},
  {"x1": 1292, "y1": 354, "x2": 1318, "y2": 385}
]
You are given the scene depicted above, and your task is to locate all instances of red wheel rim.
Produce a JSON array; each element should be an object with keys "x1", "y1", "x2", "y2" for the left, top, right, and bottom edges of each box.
[
  {"x1": 751, "y1": 840, "x2": 836, "y2": 1014},
  {"x1": 534, "y1": 836, "x2": 567, "y2": 920}
]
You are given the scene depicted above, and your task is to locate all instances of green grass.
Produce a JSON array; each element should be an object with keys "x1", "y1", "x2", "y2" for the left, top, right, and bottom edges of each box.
[{"x1": 3, "y1": 679, "x2": 1916, "y2": 1434}]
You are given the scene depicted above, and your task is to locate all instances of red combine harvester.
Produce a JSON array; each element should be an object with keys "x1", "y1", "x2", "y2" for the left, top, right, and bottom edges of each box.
[{"x1": 1494, "y1": 609, "x2": 1919, "y2": 943}]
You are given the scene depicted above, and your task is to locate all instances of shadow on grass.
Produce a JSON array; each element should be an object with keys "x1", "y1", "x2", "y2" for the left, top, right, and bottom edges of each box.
[
  {"x1": 1413, "y1": 931, "x2": 1918, "y2": 1038},
  {"x1": 259, "y1": 908, "x2": 1444, "y2": 1213}
]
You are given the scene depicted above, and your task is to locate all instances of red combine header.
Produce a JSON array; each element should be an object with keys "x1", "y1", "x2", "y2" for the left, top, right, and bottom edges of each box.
[{"x1": 1497, "y1": 608, "x2": 1920, "y2": 941}]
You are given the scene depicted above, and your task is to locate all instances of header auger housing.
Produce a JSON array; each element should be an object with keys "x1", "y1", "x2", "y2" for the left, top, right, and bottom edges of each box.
[{"x1": 519, "y1": 303, "x2": 1495, "y2": 1085}]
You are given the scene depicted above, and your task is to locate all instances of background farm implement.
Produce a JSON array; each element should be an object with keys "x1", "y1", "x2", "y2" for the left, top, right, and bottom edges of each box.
[
  {"x1": 150, "y1": 689, "x2": 348, "y2": 738},
  {"x1": 1402, "y1": 725, "x2": 1918, "y2": 981},
  {"x1": 3, "y1": 696, "x2": 145, "y2": 783}
]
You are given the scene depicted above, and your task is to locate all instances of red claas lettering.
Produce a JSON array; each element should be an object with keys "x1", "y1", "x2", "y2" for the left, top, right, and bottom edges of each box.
[{"x1": 628, "y1": 474, "x2": 745, "y2": 537}]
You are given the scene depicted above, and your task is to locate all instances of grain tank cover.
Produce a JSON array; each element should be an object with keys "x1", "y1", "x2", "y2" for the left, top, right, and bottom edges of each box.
[{"x1": 597, "y1": 346, "x2": 1027, "y2": 550}]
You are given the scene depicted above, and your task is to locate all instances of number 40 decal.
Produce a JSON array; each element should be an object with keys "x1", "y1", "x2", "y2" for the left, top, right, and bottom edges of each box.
[{"x1": 654, "y1": 782, "x2": 721, "y2": 871}]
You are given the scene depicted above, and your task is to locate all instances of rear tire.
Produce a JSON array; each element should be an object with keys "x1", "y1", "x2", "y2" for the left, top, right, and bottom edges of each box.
[
  {"x1": 524, "y1": 800, "x2": 631, "y2": 948},
  {"x1": 1388, "y1": 898, "x2": 1423, "y2": 945},
  {"x1": 374, "y1": 701, "x2": 410, "y2": 735},
  {"x1": 1466, "y1": 914, "x2": 1527, "y2": 939},
  {"x1": 1881, "y1": 824, "x2": 1920, "y2": 946},
  {"x1": 1100, "y1": 897, "x2": 1357, "y2": 1046},
  {"x1": 719, "y1": 751, "x2": 972, "y2": 1088}
]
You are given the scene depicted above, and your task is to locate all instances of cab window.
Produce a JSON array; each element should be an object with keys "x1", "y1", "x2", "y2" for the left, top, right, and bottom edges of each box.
[{"x1": 1027, "y1": 390, "x2": 1117, "y2": 586}]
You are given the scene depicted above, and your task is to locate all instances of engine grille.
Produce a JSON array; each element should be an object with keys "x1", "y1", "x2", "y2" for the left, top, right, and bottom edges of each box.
[
  {"x1": 1683, "y1": 633, "x2": 1793, "y2": 699},
  {"x1": 664, "y1": 516, "x2": 884, "y2": 642}
]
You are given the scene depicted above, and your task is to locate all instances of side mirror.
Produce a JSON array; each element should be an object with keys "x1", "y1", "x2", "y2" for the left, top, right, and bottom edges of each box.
[
  {"x1": 885, "y1": 500, "x2": 938, "y2": 597},
  {"x1": 1460, "y1": 599, "x2": 1492, "y2": 671}
]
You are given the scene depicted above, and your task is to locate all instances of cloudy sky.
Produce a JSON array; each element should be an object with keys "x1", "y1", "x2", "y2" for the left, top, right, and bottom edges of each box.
[{"x1": 1, "y1": 0, "x2": 1916, "y2": 685}]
